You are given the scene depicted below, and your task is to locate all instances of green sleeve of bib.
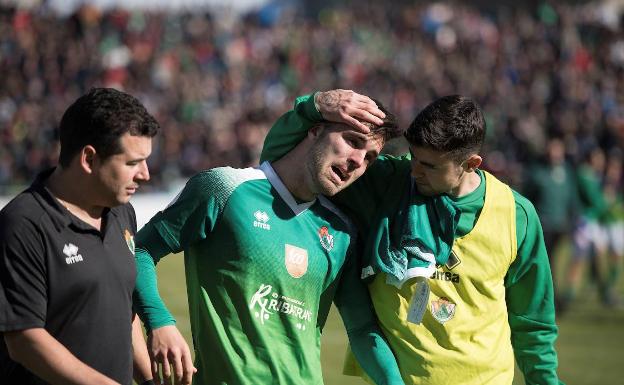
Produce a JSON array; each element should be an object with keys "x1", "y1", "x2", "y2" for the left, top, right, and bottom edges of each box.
[
  {"x1": 334, "y1": 247, "x2": 404, "y2": 385},
  {"x1": 505, "y1": 191, "x2": 563, "y2": 385},
  {"x1": 260, "y1": 93, "x2": 320, "y2": 163},
  {"x1": 134, "y1": 171, "x2": 224, "y2": 330}
]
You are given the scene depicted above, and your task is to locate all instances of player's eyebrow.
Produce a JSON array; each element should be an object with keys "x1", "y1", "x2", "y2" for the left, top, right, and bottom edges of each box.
[{"x1": 347, "y1": 131, "x2": 369, "y2": 141}]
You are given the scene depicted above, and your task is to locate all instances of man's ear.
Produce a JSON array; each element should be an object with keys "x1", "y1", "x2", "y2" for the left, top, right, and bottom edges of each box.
[
  {"x1": 464, "y1": 154, "x2": 482, "y2": 172},
  {"x1": 79, "y1": 145, "x2": 97, "y2": 174},
  {"x1": 308, "y1": 123, "x2": 325, "y2": 139}
]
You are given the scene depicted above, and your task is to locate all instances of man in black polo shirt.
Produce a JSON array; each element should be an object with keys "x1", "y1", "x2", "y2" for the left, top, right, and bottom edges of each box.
[{"x1": 0, "y1": 88, "x2": 159, "y2": 385}]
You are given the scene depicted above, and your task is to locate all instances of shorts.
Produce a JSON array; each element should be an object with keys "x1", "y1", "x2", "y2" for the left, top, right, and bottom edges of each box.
[{"x1": 573, "y1": 218, "x2": 608, "y2": 260}]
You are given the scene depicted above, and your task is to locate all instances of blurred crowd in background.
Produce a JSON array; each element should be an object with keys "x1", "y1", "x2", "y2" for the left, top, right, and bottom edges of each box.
[{"x1": 0, "y1": 1, "x2": 623, "y2": 311}]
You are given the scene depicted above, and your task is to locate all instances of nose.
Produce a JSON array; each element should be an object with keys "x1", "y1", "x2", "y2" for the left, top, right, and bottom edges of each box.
[
  {"x1": 348, "y1": 149, "x2": 366, "y2": 169},
  {"x1": 136, "y1": 160, "x2": 150, "y2": 182}
]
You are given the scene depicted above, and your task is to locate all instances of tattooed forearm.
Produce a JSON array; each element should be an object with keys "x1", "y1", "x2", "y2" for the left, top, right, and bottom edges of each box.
[{"x1": 316, "y1": 90, "x2": 341, "y2": 118}]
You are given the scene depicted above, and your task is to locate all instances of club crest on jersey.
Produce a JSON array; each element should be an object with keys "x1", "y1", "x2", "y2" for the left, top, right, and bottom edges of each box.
[
  {"x1": 318, "y1": 226, "x2": 334, "y2": 251},
  {"x1": 124, "y1": 229, "x2": 135, "y2": 255},
  {"x1": 430, "y1": 297, "x2": 456, "y2": 324},
  {"x1": 253, "y1": 210, "x2": 271, "y2": 230},
  {"x1": 285, "y1": 244, "x2": 308, "y2": 278}
]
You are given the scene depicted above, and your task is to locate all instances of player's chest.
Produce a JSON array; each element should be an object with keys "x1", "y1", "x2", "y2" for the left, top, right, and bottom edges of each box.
[
  {"x1": 207, "y1": 198, "x2": 351, "y2": 288},
  {"x1": 426, "y1": 234, "x2": 513, "y2": 305},
  {"x1": 43, "y1": 223, "x2": 136, "y2": 295}
]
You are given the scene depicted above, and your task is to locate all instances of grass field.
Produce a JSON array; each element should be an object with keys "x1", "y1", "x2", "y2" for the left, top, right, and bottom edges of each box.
[{"x1": 153, "y1": 248, "x2": 624, "y2": 385}]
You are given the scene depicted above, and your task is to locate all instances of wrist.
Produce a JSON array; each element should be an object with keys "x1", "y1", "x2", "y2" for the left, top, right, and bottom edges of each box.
[{"x1": 313, "y1": 92, "x2": 324, "y2": 119}]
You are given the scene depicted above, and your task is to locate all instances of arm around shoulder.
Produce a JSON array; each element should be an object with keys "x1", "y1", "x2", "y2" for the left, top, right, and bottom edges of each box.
[{"x1": 333, "y1": 249, "x2": 404, "y2": 385}]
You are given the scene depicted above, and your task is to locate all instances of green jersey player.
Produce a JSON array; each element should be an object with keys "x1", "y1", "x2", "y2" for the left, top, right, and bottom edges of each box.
[{"x1": 133, "y1": 96, "x2": 416, "y2": 385}]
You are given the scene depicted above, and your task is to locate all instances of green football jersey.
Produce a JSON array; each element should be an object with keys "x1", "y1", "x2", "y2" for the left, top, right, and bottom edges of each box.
[{"x1": 135, "y1": 162, "x2": 369, "y2": 385}]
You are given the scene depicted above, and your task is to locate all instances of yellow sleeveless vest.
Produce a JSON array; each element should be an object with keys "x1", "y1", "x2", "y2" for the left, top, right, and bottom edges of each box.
[{"x1": 345, "y1": 171, "x2": 517, "y2": 384}]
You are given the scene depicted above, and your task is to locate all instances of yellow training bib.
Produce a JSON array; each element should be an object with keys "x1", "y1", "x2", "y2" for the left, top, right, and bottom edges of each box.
[{"x1": 345, "y1": 171, "x2": 517, "y2": 385}]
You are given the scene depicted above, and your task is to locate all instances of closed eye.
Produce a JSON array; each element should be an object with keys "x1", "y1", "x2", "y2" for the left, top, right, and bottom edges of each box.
[
  {"x1": 127, "y1": 158, "x2": 147, "y2": 166},
  {"x1": 345, "y1": 134, "x2": 367, "y2": 149}
]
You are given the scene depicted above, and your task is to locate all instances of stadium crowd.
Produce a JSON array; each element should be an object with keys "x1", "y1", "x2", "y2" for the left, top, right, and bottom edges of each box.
[{"x1": 0, "y1": 1, "x2": 623, "y2": 308}]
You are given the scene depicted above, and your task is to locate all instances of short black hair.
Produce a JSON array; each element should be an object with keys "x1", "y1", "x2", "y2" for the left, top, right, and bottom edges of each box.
[
  {"x1": 404, "y1": 95, "x2": 485, "y2": 161},
  {"x1": 58, "y1": 88, "x2": 159, "y2": 167},
  {"x1": 363, "y1": 99, "x2": 402, "y2": 143}
]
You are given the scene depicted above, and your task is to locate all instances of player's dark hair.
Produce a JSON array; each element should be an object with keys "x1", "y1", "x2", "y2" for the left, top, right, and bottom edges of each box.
[
  {"x1": 364, "y1": 99, "x2": 402, "y2": 142},
  {"x1": 404, "y1": 95, "x2": 485, "y2": 161},
  {"x1": 58, "y1": 88, "x2": 159, "y2": 167}
]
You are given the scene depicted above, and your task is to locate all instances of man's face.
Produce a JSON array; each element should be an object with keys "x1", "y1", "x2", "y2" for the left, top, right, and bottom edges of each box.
[
  {"x1": 93, "y1": 133, "x2": 152, "y2": 207},
  {"x1": 409, "y1": 145, "x2": 465, "y2": 196},
  {"x1": 305, "y1": 123, "x2": 383, "y2": 197}
]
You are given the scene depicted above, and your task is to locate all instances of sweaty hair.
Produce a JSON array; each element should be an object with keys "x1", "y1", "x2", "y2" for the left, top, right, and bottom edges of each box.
[
  {"x1": 58, "y1": 88, "x2": 159, "y2": 167},
  {"x1": 360, "y1": 99, "x2": 402, "y2": 143},
  {"x1": 316, "y1": 99, "x2": 401, "y2": 145},
  {"x1": 404, "y1": 95, "x2": 485, "y2": 161},
  {"x1": 317, "y1": 99, "x2": 400, "y2": 143}
]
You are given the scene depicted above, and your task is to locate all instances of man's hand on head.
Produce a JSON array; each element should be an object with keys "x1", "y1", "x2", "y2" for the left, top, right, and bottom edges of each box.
[
  {"x1": 148, "y1": 325, "x2": 196, "y2": 385},
  {"x1": 315, "y1": 89, "x2": 385, "y2": 133}
]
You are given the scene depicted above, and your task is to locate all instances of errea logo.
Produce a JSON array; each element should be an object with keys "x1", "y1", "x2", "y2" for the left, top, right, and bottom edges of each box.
[
  {"x1": 63, "y1": 243, "x2": 83, "y2": 265},
  {"x1": 253, "y1": 210, "x2": 271, "y2": 230}
]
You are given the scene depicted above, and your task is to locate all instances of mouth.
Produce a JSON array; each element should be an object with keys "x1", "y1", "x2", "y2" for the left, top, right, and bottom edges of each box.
[
  {"x1": 331, "y1": 166, "x2": 348, "y2": 183},
  {"x1": 126, "y1": 186, "x2": 139, "y2": 194}
]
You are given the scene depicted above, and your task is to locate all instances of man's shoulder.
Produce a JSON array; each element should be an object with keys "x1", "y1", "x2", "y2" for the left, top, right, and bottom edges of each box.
[
  {"x1": 483, "y1": 170, "x2": 537, "y2": 223},
  {"x1": 0, "y1": 190, "x2": 44, "y2": 225},
  {"x1": 189, "y1": 167, "x2": 266, "y2": 187},
  {"x1": 171, "y1": 166, "x2": 267, "y2": 211},
  {"x1": 510, "y1": 188, "x2": 539, "y2": 224},
  {"x1": 318, "y1": 196, "x2": 356, "y2": 233},
  {"x1": 0, "y1": 190, "x2": 46, "y2": 240},
  {"x1": 110, "y1": 202, "x2": 137, "y2": 230}
]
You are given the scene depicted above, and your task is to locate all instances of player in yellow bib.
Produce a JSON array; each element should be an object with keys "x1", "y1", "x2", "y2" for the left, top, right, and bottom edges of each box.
[{"x1": 261, "y1": 90, "x2": 563, "y2": 385}]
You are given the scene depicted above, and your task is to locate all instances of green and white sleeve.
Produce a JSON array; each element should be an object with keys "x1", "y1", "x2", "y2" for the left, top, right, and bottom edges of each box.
[{"x1": 133, "y1": 170, "x2": 228, "y2": 331}]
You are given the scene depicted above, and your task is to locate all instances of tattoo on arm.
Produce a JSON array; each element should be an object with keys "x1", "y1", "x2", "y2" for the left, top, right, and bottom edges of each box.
[{"x1": 318, "y1": 90, "x2": 341, "y2": 116}]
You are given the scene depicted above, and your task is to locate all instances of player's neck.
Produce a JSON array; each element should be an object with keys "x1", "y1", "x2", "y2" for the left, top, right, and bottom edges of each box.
[
  {"x1": 46, "y1": 167, "x2": 105, "y2": 229},
  {"x1": 272, "y1": 153, "x2": 316, "y2": 202},
  {"x1": 449, "y1": 170, "x2": 481, "y2": 198}
]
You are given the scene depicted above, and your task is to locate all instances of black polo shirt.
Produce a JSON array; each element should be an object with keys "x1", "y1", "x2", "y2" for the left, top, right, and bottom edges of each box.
[{"x1": 0, "y1": 169, "x2": 137, "y2": 385}]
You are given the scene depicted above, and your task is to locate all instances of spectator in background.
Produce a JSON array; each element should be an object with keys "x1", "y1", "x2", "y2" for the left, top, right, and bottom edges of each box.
[
  {"x1": 1, "y1": 3, "x2": 624, "y2": 193},
  {"x1": 524, "y1": 136, "x2": 580, "y2": 305},
  {"x1": 561, "y1": 146, "x2": 610, "y2": 311},
  {"x1": 602, "y1": 149, "x2": 624, "y2": 306}
]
